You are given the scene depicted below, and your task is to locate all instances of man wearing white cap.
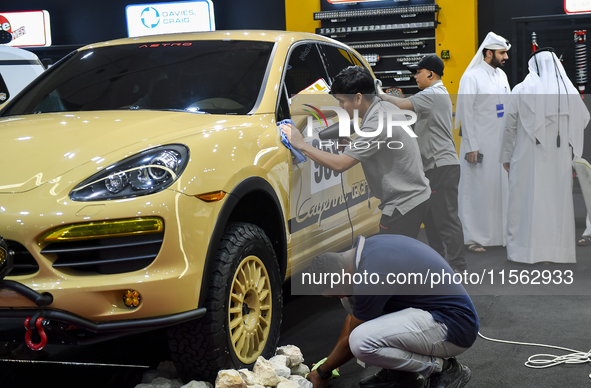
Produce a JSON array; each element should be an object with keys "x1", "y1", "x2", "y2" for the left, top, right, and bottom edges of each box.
[
  {"x1": 456, "y1": 32, "x2": 511, "y2": 252},
  {"x1": 500, "y1": 48, "x2": 589, "y2": 263}
]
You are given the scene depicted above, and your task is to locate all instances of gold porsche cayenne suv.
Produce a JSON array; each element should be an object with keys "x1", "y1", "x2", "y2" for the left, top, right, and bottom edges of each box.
[{"x1": 0, "y1": 30, "x2": 380, "y2": 381}]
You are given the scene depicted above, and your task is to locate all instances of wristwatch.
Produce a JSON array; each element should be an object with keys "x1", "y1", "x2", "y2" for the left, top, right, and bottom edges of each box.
[{"x1": 316, "y1": 365, "x2": 332, "y2": 380}]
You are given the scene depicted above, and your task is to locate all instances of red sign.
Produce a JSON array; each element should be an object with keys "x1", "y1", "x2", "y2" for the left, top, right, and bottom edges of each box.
[{"x1": 0, "y1": 15, "x2": 11, "y2": 33}]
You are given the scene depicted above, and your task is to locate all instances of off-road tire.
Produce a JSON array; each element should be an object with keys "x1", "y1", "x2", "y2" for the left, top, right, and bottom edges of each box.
[{"x1": 168, "y1": 222, "x2": 283, "y2": 382}]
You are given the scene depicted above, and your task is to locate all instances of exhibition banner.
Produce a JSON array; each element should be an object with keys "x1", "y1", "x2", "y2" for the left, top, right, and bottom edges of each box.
[{"x1": 0, "y1": 10, "x2": 51, "y2": 47}]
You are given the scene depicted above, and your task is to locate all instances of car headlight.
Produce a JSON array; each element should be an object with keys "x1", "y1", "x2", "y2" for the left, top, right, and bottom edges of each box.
[{"x1": 70, "y1": 144, "x2": 189, "y2": 201}]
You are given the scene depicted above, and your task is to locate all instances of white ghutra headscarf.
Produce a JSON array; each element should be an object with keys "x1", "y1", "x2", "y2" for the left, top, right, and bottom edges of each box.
[
  {"x1": 455, "y1": 32, "x2": 511, "y2": 130},
  {"x1": 464, "y1": 31, "x2": 511, "y2": 75},
  {"x1": 512, "y1": 49, "x2": 589, "y2": 157}
]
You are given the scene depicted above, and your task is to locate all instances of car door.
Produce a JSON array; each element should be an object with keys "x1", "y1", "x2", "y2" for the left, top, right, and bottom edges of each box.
[{"x1": 280, "y1": 41, "x2": 356, "y2": 275}]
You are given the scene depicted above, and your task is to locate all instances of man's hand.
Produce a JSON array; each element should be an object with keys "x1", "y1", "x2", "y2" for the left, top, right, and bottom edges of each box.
[
  {"x1": 377, "y1": 89, "x2": 413, "y2": 110},
  {"x1": 280, "y1": 123, "x2": 359, "y2": 173},
  {"x1": 307, "y1": 369, "x2": 331, "y2": 388},
  {"x1": 280, "y1": 123, "x2": 306, "y2": 150},
  {"x1": 503, "y1": 162, "x2": 510, "y2": 173},
  {"x1": 465, "y1": 151, "x2": 480, "y2": 164},
  {"x1": 337, "y1": 137, "x2": 352, "y2": 153}
]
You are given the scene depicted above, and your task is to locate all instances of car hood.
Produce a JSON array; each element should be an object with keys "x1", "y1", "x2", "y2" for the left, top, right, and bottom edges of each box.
[{"x1": 0, "y1": 111, "x2": 244, "y2": 193}]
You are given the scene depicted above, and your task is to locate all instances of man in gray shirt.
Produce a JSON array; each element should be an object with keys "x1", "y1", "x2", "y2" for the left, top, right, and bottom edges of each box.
[
  {"x1": 380, "y1": 55, "x2": 466, "y2": 271},
  {"x1": 281, "y1": 66, "x2": 430, "y2": 239}
]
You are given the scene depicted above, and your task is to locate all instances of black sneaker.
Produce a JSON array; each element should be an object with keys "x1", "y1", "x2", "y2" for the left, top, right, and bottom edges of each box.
[
  {"x1": 359, "y1": 368, "x2": 424, "y2": 388},
  {"x1": 425, "y1": 358, "x2": 471, "y2": 388}
]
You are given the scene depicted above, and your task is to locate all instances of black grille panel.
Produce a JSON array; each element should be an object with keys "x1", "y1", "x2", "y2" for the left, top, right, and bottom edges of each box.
[
  {"x1": 41, "y1": 233, "x2": 164, "y2": 274},
  {"x1": 5, "y1": 240, "x2": 39, "y2": 276}
]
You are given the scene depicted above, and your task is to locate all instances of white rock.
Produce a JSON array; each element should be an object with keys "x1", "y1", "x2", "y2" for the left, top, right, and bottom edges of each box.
[
  {"x1": 298, "y1": 381, "x2": 312, "y2": 388},
  {"x1": 277, "y1": 367, "x2": 291, "y2": 379},
  {"x1": 157, "y1": 361, "x2": 179, "y2": 379},
  {"x1": 238, "y1": 369, "x2": 261, "y2": 386},
  {"x1": 181, "y1": 382, "x2": 214, "y2": 388},
  {"x1": 269, "y1": 355, "x2": 289, "y2": 367},
  {"x1": 135, "y1": 377, "x2": 172, "y2": 388},
  {"x1": 142, "y1": 370, "x2": 171, "y2": 383},
  {"x1": 277, "y1": 380, "x2": 301, "y2": 388},
  {"x1": 287, "y1": 376, "x2": 312, "y2": 388},
  {"x1": 275, "y1": 345, "x2": 304, "y2": 367},
  {"x1": 269, "y1": 355, "x2": 291, "y2": 379},
  {"x1": 253, "y1": 357, "x2": 280, "y2": 387},
  {"x1": 170, "y1": 379, "x2": 185, "y2": 388},
  {"x1": 289, "y1": 364, "x2": 310, "y2": 378},
  {"x1": 153, "y1": 377, "x2": 174, "y2": 388},
  {"x1": 246, "y1": 385, "x2": 266, "y2": 388},
  {"x1": 215, "y1": 370, "x2": 247, "y2": 388}
]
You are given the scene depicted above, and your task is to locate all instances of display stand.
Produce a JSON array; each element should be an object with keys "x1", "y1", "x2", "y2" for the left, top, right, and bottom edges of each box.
[{"x1": 315, "y1": 0, "x2": 439, "y2": 94}]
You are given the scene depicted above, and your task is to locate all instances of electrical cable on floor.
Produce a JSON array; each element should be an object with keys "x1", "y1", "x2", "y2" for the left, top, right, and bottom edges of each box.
[{"x1": 478, "y1": 331, "x2": 591, "y2": 370}]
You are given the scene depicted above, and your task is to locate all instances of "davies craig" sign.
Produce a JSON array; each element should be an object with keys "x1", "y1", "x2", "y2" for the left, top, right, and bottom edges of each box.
[{"x1": 126, "y1": 1, "x2": 215, "y2": 38}]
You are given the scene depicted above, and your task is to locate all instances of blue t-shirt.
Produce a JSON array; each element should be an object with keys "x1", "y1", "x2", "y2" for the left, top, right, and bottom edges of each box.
[{"x1": 351, "y1": 234, "x2": 479, "y2": 348}]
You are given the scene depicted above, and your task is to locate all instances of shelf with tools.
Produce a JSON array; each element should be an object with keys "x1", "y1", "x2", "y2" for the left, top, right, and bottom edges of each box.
[{"x1": 315, "y1": 0, "x2": 439, "y2": 95}]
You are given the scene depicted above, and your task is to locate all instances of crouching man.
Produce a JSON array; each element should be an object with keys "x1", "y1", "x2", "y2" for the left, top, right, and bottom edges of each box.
[{"x1": 304, "y1": 234, "x2": 479, "y2": 388}]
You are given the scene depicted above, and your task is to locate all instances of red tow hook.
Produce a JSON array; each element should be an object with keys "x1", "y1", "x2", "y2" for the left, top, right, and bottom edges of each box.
[{"x1": 24, "y1": 317, "x2": 47, "y2": 351}]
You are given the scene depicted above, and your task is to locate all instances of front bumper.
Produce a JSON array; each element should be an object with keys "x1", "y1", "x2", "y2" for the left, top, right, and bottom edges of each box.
[
  {"x1": 0, "y1": 188, "x2": 224, "y2": 346},
  {"x1": 0, "y1": 279, "x2": 206, "y2": 345},
  {"x1": 0, "y1": 188, "x2": 224, "y2": 321}
]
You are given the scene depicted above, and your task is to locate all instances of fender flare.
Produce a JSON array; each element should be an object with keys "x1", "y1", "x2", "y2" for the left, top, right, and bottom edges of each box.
[{"x1": 198, "y1": 176, "x2": 287, "y2": 307}]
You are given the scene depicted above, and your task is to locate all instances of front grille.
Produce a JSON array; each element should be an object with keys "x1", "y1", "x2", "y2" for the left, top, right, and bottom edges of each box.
[
  {"x1": 40, "y1": 233, "x2": 164, "y2": 274},
  {"x1": 5, "y1": 240, "x2": 39, "y2": 276}
]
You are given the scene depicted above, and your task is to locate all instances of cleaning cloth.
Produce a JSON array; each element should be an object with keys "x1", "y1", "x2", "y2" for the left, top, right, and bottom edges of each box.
[
  {"x1": 278, "y1": 119, "x2": 307, "y2": 163},
  {"x1": 306, "y1": 357, "x2": 340, "y2": 379}
]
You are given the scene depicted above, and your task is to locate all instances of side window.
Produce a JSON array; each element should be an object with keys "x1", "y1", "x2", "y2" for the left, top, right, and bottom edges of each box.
[
  {"x1": 319, "y1": 45, "x2": 365, "y2": 84},
  {"x1": 284, "y1": 43, "x2": 328, "y2": 97},
  {"x1": 276, "y1": 83, "x2": 290, "y2": 122}
]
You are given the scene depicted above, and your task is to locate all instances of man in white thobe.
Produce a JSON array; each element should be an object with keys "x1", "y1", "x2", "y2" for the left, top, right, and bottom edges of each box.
[
  {"x1": 456, "y1": 32, "x2": 511, "y2": 252},
  {"x1": 500, "y1": 49, "x2": 589, "y2": 264},
  {"x1": 578, "y1": 215, "x2": 591, "y2": 246}
]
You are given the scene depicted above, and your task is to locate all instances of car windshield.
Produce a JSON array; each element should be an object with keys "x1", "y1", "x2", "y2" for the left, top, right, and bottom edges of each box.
[{"x1": 1, "y1": 40, "x2": 274, "y2": 116}]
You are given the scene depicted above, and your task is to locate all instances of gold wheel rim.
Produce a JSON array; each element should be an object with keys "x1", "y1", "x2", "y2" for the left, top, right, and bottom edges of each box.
[{"x1": 228, "y1": 255, "x2": 272, "y2": 364}]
